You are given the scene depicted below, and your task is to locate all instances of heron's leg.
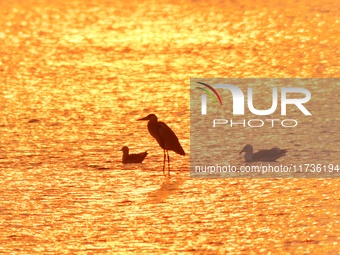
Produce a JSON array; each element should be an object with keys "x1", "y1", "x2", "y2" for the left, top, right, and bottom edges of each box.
[
  {"x1": 163, "y1": 150, "x2": 166, "y2": 176},
  {"x1": 167, "y1": 151, "x2": 170, "y2": 176}
]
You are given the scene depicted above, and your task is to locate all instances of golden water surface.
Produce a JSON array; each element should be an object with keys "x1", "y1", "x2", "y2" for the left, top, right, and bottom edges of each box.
[{"x1": 0, "y1": 0, "x2": 339, "y2": 254}]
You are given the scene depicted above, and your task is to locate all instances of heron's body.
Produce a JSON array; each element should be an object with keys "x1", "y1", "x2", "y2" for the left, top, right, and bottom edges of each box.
[
  {"x1": 147, "y1": 119, "x2": 185, "y2": 155},
  {"x1": 121, "y1": 146, "x2": 148, "y2": 164},
  {"x1": 239, "y1": 144, "x2": 287, "y2": 162},
  {"x1": 138, "y1": 114, "x2": 185, "y2": 176}
]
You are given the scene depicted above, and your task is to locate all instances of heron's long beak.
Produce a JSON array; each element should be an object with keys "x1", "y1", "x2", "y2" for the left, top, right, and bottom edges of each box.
[
  {"x1": 239, "y1": 149, "x2": 244, "y2": 155},
  {"x1": 138, "y1": 116, "x2": 148, "y2": 121}
]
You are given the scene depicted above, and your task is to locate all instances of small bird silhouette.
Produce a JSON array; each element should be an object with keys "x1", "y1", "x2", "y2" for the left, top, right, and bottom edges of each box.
[
  {"x1": 138, "y1": 114, "x2": 185, "y2": 176},
  {"x1": 121, "y1": 146, "x2": 148, "y2": 164},
  {"x1": 239, "y1": 144, "x2": 287, "y2": 162}
]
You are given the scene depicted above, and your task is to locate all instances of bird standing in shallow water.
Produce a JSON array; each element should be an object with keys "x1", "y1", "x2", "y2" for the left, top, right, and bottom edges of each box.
[
  {"x1": 138, "y1": 114, "x2": 185, "y2": 176},
  {"x1": 239, "y1": 144, "x2": 287, "y2": 162},
  {"x1": 121, "y1": 146, "x2": 148, "y2": 164}
]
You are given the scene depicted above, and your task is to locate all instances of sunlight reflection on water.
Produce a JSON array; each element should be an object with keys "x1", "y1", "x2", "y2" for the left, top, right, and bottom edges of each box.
[{"x1": 0, "y1": 0, "x2": 340, "y2": 254}]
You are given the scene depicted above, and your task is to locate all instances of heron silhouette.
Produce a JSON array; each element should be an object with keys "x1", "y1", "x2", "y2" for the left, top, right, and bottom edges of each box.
[
  {"x1": 121, "y1": 146, "x2": 148, "y2": 164},
  {"x1": 138, "y1": 114, "x2": 185, "y2": 176}
]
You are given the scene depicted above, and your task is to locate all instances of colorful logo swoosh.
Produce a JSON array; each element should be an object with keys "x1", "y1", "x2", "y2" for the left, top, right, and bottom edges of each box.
[{"x1": 196, "y1": 82, "x2": 223, "y2": 105}]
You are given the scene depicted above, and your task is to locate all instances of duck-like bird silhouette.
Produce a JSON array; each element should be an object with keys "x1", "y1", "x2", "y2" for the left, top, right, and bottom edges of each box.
[
  {"x1": 121, "y1": 146, "x2": 148, "y2": 164},
  {"x1": 138, "y1": 114, "x2": 185, "y2": 176},
  {"x1": 239, "y1": 144, "x2": 287, "y2": 162}
]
